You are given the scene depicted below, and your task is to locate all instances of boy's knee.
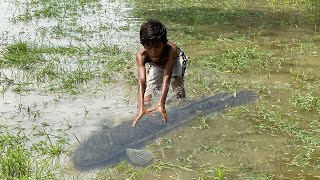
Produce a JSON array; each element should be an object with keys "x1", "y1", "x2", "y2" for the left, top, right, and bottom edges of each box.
[
  {"x1": 171, "y1": 76, "x2": 185, "y2": 99},
  {"x1": 171, "y1": 76, "x2": 184, "y2": 88}
]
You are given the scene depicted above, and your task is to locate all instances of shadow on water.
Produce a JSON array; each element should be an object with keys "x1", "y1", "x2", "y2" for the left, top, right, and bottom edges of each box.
[{"x1": 72, "y1": 90, "x2": 257, "y2": 171}]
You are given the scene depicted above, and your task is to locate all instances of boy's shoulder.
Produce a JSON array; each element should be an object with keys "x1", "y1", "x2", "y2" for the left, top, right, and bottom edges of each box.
[
  {"x1": 167, "y1": 40, "x2": 178, "y2": 50},
  {"x1": 135, "y1": 48, "x2": 148, "y2": 65},
  {"x1": 167, "y1": 41, "x2": 180, "y2": 58},
  {"x1": 136, "y1": 47, "x2": 148, "y2": 58}
]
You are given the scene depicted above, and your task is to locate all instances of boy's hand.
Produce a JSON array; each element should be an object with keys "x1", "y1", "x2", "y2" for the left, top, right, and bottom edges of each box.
[
  {"x1": 150, "y1": 103, "x2": 167, "y2": 123},
  {"x1": 133, "y1": 106, "x2": 153, "y2": 127}
]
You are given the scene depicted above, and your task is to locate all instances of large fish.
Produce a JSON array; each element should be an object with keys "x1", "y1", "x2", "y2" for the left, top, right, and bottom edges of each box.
[{"x1": 72, "y1": 90, "x2": 257, "y2": 170}]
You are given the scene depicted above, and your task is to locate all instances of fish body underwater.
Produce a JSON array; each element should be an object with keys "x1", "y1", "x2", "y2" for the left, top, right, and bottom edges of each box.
[{"x1": 72, "y1": 90, "x2": 257, "y2": 170}]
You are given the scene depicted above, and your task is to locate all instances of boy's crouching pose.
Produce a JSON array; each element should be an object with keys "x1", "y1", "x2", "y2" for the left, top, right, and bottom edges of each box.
[{"x1": 133, "y1": 19, "x2": 188, "y2": 126}]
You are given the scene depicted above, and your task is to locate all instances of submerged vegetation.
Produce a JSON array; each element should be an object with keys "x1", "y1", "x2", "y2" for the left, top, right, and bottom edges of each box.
[
  {"x1": 194, "y1": 46, "x2": 274, "y2": 73},
  {"x1": 12, "y1": 0, "x2": 101, "y2": 22},
  {"x1": 0, "y1": 0, "x2": 319, "y2": 179},
  {"x1": 0, "y1": 125, "x2": 69, "y2": 179},
  {"x1": 0, "y1": 41, "x2": 134, "y2": 94}
]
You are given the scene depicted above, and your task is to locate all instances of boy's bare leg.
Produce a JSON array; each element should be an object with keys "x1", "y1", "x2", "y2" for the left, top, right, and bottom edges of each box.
[{"x1": 171, "y1": 76, "x2": 185, "y2": 99}]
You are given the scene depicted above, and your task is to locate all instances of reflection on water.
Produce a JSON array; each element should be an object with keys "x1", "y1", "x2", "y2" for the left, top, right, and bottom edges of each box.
[
  {"x1": 0, "y1": 0, "x2": 140, "y2": 51},
  {"x1": 0, "y1": 81, "x2": 136, "y2": 144}
]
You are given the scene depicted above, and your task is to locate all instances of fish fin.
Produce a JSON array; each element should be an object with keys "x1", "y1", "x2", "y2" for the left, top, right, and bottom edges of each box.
[{"x1": 125, "y1": 148, "x2": 155, "y2": 166}]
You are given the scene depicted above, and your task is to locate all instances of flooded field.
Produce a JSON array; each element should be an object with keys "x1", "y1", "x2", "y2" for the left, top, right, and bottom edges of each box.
[{"x1": 0, "y1": 0, "x2": 320, "y2": 179}]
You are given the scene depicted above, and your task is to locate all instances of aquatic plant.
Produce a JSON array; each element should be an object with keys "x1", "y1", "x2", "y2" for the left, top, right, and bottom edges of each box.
[
  {"x1": 13, "y1": 0, "x2": 101, "y2": 22},
  {"x1": 195, "y1": 46, "x2": 273, "y2": 73},
  {"x1": 0, "y1": 125, "x2": 69, "y2": 179},
  {"x1": 290, "y1": 93, "x2": 320, "y2": 112},
  {"x1": 0, "y1": 42, "x2": 44, "y2": 70},
  {"x1": 268, "y1": 0, "x2": 320, "y2": 25}
]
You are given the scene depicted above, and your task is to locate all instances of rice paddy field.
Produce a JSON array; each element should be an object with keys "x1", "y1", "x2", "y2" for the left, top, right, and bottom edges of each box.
[{"x1": 0, "y1": 0, "x2": 319, "y2": 179}]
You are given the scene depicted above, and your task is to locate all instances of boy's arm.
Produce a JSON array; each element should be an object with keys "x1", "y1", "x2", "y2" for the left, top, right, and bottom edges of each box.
[
  {"x1": 152, "y1": 44, "x2": 178, "y2": 122},
  {"x1": 133, "y1": 51, "x2": 152, "y2": 126},
  {"x1": 136, "y1": 53, "x2": 146, "y2": 111}
]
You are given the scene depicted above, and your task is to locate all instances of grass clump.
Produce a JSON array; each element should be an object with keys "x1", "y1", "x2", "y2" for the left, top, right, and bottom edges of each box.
[
  {"x1": 60, "y1": 65, "x2": 95, "y2": 94},
  {"x1": 0, "y1": 131, "x2": 31, "y2": 179},
  {"x1": 0, "y1": 125, "x2": 69, "y2": 179},
  {"x1": 290, "y1": 93, "x2": 320, "y2": 113},
  {"x1": 195, "y1": 46, "x2": 273, "y2": 73},
  {"x1": 0, "y1": 41, "x2": 134, "y2": 94},
  {"x1": 13, "y1": 0, "x2": 101, "y2": 22},
  {"x1": 0, "y1": 42, "x2": 44, "y2": 70},
  {"x1": 268, "y1": 0, "x2": 320, "y2": 24}
]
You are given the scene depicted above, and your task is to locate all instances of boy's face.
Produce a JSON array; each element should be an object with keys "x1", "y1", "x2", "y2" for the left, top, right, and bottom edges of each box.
[{"x1": 144, "y1": 42, "x2": 165, "y2": 62}]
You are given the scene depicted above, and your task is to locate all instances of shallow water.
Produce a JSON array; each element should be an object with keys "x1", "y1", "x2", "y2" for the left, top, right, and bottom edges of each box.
[
  {"x1": 0, "y1": 0, "x2": 140, "y2": 50},
  {"x1": 0, "y1": 81, "x2": 136, "y2": 142},
  {"x1": 0, "y1": 2, "x2": 141, "y2": 176}
]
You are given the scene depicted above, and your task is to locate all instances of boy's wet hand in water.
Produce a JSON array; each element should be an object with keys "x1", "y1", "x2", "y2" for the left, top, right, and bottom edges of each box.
[
  {"x1": 132, "y1": 104, "x2": 168, "y2": 126},
  {"x1": 150, "y1": 104, "x2": 167, "y2": 123},
  {"x1": 133, "y1": 106, "x2": 154, "y2": 127}
]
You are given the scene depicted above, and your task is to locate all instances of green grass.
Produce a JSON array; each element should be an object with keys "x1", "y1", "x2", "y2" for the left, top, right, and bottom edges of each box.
[
  {"x1": 0, "y1": 125, "x2": 69, "y2": 180},
  {"x1": 0, "y1": 42, "x2": 44, "y2": 70},
  {"x1": 193, "y1": 46, "x2": 274, "y2": 73},
  {"x1": 290, "y1": 93, "x2": 320, "y2": 112},
  {"x1": 268, "y1": 0, "x2": 320, "y2": 24},
  {"x1": 0, "y1": 41, "x2": 134, "y2": 94},
  {"x1": 13, "y1": 0, "x2": 101, "y2": 22}
]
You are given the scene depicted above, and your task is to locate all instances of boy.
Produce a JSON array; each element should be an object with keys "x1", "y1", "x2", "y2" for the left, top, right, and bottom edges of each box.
[{"x1": 133, "y1": 19, "x2": 188, "y2": 126}]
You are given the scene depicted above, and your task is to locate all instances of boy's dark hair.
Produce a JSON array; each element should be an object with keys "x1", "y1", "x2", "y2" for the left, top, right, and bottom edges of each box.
[{"x1": 140, "y1": 19, "x2": 168, "y2": 45}]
